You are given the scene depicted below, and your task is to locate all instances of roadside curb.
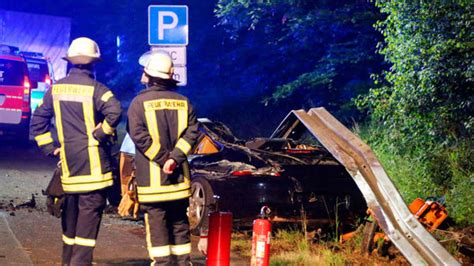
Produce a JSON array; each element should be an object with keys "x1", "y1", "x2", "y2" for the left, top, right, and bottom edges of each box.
[{"x1": 0, "y1": 211, "x2": 33, "y2": 265}]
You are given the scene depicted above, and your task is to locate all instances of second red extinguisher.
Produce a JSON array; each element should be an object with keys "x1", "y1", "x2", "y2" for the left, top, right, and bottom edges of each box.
[{"x1": 251, "y1": 206, "x2": 272, "y2": 266}]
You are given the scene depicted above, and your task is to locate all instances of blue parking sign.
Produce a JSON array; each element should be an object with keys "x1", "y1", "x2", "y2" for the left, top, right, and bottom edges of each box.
[{"x1": 149, "y1": 5, "x2": 188, "y2": 46}]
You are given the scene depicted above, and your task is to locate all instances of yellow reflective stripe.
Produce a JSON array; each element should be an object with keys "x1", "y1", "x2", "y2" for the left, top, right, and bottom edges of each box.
[
  {"x1": 35, "y1": 132, "x2": 54, "y2": 146},
  {"x1": 145, "y1": 143, "x2": 160, "y2": 159},
  {"x1": 144, "y1": 109, "x2": 160, "y2": 160},
  {"x1": 144, "y1": 99, "x2": 187, "y2": 111},
  {"x1": 150, "y1": 161, "x2": 160, "y2": 189},
  {"x1": 53, "y1": 100, "x2": 70, "y2": 178},
  {"x1": 62, "y1": 178, "x2": 113, "y2": 193},
  {"x1": 137, "y1": 181, "x2": 190, "y2": 194},
  {"x1": 145, "y1": 213, "x2": 152, "y2": 248},
  {"x1": 52, "y1": 84, "x2": 95, "y2": 179},
  {"x1": 138, "y1": 161, "x2": 190, "y2": 194},
  {"x1": 52, "y1": 84, "x2": 94, "y2": 103},
  {"x1": 138, "y1": 189, "x2": 191, "y2": 203},
  {"x1": 100, "y1": 91, "x2": 113, "y2": 102},
  {"x1": 61, "y1": 172, "x2": 113, "y2": 184},
  {"x1": 62, "y1": 235, "x2": 75, "y2": 245},
  {"x1": 53, "y1": 84, "x2": 94, "y2": 97},
  {"x1": 75, "y1": 236, "x2": 96, "y2": 247},
  {"x1": 137, "y1": 176, "x2": 190, "y2": 194},
  {"x1": 83, "y1": 102, "x2": 101, "y2": 176},
  {"x1": 177, "y1": 109, "x2": 188, "y2": 138},
  {"x1": 175, "y1": 138, "x2": 192, "y2": 155},
  {"x1": 170, "y1": 243, "x2": 191, "y2": 255},
  {"x1": 149, "y1": 245, "x2": 171, "y2": 258},
  {"x1": 101, "y1": 119, "x2": 114, "y2": 135},
  {"x1": 145, "y1": 214, "x2": 171, "y2": 259}
]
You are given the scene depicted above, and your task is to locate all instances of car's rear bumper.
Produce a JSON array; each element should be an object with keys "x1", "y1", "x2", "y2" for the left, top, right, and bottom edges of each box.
[
  {"x1": 203, "y1": 174, "x2": 367, "y2": 224},
  {"x1": 206, "y1": 175, "x2": 298, "y2": 218}
]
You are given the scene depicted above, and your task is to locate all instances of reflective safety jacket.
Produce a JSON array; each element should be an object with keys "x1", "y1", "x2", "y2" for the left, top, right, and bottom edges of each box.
[
  {"x1": 127, "y1": 85, "x2": 199, "y2": 203},
  {"x1": 31, "y1": 68, "x2": 122, "y2": 193}
]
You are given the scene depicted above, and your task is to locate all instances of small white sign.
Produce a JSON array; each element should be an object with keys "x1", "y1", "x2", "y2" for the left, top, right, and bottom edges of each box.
[
  {"x1": 151, "y1": 46, "x2": 186, "y2": 66},
  {"x1": 173, "y1": 66, "x2": 187, "y2": 86}
]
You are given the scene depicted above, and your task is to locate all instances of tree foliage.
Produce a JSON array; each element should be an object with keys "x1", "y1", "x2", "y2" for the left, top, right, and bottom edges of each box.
[
  {"x1": 215, "y1": 0, "x2": 383, "y2": 123},
  {"x1": 357, "y1": 0, "x2": 473, "y2": 146},
  {"x1": 357, "y1": 1, "x2": 473, "y2": 224}
]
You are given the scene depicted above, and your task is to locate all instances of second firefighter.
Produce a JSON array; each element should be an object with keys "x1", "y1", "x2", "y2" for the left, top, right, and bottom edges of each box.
[{"x1": 127, "y1": 51, "x2": 199, "y2": 265}]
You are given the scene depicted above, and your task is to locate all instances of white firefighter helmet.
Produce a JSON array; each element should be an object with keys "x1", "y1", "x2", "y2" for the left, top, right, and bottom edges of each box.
[
  {"x1": 63, "y1": 37, "x2": 101, "y2": 65},
  {"x1": 139, "y1": 51, "x2": 175, "y2": 80}
]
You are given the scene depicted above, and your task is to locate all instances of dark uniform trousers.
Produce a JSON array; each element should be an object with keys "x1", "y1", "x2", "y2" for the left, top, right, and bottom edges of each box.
[
  {"x1": 61, "y1": 190, "x2": 106, "y2": 265},
  {"x1": 142, "y1": 199, "x2": 191, "y2": 266}
]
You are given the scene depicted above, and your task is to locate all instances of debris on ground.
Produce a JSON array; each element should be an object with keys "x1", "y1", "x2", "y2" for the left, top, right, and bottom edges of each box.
[{"x1": 15, "y1": 194, "x2": 36, "y2": 209}]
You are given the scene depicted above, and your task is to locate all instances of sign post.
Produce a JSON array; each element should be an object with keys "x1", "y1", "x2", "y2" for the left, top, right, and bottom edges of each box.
[{"x1": 148, "y1": 5, "x2": 188, "y2": 86}]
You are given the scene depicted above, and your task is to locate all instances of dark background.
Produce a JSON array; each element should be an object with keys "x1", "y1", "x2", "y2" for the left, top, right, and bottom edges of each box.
[{"x1": 0, "y1": 0, "x2": 384, "y2": 138}]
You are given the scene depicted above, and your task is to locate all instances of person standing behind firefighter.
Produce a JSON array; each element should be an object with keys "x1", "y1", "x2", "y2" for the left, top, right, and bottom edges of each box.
[
  {"x1": 31, "y1": 37, "x2": 122, "y2": 265},
  {"x1": 127, "y1": 51, "x2": 199, "y2": 265}
]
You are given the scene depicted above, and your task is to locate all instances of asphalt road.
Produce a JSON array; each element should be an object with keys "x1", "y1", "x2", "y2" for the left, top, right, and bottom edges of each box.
[
  {"x1": 0, "y1": 139, "x2": 56, "y2": 209},
  {"x1": 0, "y1": 138, "x2": 245, "y2": 265}
]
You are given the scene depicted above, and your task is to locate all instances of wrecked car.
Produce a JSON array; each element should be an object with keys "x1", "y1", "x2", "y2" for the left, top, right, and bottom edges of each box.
[
  {"x1": 119, "y1": 108, "x2": 460, "y2": 264},
  {"x1": 187, "y1": 118, "x2": 367, "y2": 233},
  {"x1": 118, "y1": 118, "x2": 368, "y2": 234}
]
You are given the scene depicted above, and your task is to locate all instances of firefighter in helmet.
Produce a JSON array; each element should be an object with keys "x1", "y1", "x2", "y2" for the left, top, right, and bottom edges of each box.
[
  {"x1": 127, "y1": 51, "x2": 199, "y2": 265},
  {"x1": 31, "y1": 37, "x2": 122, "y2": 265}
]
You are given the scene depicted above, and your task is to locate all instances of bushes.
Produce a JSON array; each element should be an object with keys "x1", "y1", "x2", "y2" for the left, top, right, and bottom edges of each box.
[
  {"x1": 357, "y1": 123, "x2": 473, "y2": 225},
  {"x1": 356, "y1": 1, "x2": 473, "y2": 224},
  {"x1": 443, "y1": 144, "x2": 473, "y2": 224}
]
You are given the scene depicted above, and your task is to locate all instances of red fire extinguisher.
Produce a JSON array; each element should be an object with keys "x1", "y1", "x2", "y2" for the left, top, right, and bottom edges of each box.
[
  {"x1": 251, "y1": 206, "x2": 272, "y2": 266},
  {"x1": 206, "y1": 196, "x2": 233, "y2": 266}
]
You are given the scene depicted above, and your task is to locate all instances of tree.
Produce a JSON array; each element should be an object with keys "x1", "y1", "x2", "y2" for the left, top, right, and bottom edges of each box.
[
  {"x1": 215, "y1": 0, "x2": 384, "y2": 125},
  {"x1": 357, "y1": 0, "x2": 473, "y2": 224},
  {"x1": 357, "y1": 0, "x2": 473, "y2": 146}
]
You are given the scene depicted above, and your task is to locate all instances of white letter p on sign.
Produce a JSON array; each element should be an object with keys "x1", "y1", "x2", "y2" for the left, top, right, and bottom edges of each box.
[{"x1": 158, "y1": 11, "x2": 178, "y2": 40}]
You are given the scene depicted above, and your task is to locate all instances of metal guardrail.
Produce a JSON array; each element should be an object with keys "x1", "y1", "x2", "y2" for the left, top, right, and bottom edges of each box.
[{"x1": 271, "y1": 108, "x2": 460, "y2": 266}]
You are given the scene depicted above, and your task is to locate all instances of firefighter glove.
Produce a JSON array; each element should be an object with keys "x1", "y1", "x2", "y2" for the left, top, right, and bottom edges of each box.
[
  {"x1": 118, "y1": 194, "x2": 138, "y2": 218},
  {"x1": 118, "y1": 176, "x2": 139, "y2": 219}
]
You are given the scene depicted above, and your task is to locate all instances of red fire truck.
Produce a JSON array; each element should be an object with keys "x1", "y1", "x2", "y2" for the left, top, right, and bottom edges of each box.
[{"x1": 0, "y1": 45, "x2": 32, "y2": 142}]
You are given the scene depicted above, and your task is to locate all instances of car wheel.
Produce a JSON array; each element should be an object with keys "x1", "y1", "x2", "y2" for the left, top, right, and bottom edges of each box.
[{"x1": 188, "y1": 177, "x2": 214, "y2": 235}]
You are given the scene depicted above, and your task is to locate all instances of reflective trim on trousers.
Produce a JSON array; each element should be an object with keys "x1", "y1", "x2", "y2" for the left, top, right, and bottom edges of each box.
[
  {"x1": 170, "y1": 243, "x2": 191, "y2": 256},
  {"x1": 62, "y1": 235, "x2": 75, "y2": 245},
  {"x1": 148, "y1": 245, "x2": 171, "y2": 258},
  {"x1": 74, "y1": 236, "x2": 96, "y2": 247}
]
